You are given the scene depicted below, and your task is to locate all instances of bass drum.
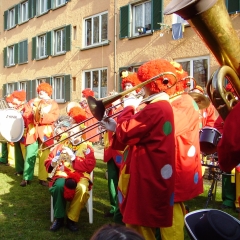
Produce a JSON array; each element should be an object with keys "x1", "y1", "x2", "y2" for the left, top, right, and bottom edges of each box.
[{"x1": 0, "y1": 108, "x2": 24, "y2": 142}]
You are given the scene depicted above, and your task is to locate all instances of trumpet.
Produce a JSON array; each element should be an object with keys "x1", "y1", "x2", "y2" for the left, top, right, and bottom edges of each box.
[{"x1": 47, "y1": 152, "x2": 71, "y2": 182}]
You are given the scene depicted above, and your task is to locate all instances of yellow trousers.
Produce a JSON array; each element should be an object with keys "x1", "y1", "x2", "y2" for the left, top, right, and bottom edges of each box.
[
  {"x1": 7, "y1": 143, "x2": 15, "y2": 165},
  {"x1": 126, "y1": 224, "x2": 156, "y2": 240},
  {"x1": 38, "y1": 148, "x2": 49, "y2": 181},
  {"x1": 67, "y1": 178, "x2": 90, "y2": 222}
]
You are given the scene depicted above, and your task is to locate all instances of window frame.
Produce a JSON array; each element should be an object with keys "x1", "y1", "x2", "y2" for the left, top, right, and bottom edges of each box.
[
  {"x1": 37, "y1": 0, "x2": 48, "y2": 15},
  {"x1": 52, "y1": 76, "x2": 65, "y2": 102},
  {"x1": 83, "y1": 68, "x2": 108, "y2": 99},
  {"x1": 7, "y1": 45, "x2": 15, "y2": 67},
  {"x1": 53, "y1": 28, "x2": 66, "y2": 55},
  {"x1": 8, "y1": 8, "x2": 16, "y2": 29},
  {"x1": 19, "y1": 1, "x2": 29, "y2": 24},
  {"x1": 175, "y1": 56, "x2": 210, "y2": 89},
  {"x1": 19, "y1": 81, "x2": 27, "y2": 92},
  {"x1": 37, "y1": 34, "x2": 47, "y2": 59},
  {"x1": 6, "y1": 83, "x2": 15, "y2": 95},
  {"x1": 84, "y1": 11, "x2": 108, "y2": 47}
]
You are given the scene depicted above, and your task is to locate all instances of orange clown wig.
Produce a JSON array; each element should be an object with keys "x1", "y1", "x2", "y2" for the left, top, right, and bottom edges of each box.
[
  {"x1": 37, "y1": 82, "x2": 53, "y2": 96},
  {"x1": 137, "y1": 59, "x2": 177, "y2": 96},
  {"x1": 12, "y1": 90, "x2": 26, "y2": 101},
  {"x1": 121, "y1": 72, "x2": 140, "y2": 90},
  {"x1": 68, "y1": 106, "x2": 87, "y2": 124},
  {"x1": 82, "y1": 88, "x2": 94, "y2": 98},
  {"x1": 5, "y1": 94, "x2": 13, "y2": 103}
]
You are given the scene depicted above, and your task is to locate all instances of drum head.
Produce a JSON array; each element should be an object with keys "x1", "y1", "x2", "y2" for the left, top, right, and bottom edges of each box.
[{"x1": 0, "y1": 109, "x2": 24, "y2": 142}]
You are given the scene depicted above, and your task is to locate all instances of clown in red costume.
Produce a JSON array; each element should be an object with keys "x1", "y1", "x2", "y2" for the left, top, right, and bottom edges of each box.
[
  {"x1": 102, "y1": 59, "x2": 176, "y2": 240},
  {"x1": 20, "y1": 83, "x2": 59, "y2": 186},
  {"x1": 80, "y1": 88, "x2": 99, "y2": 144},
  {"x1": 159, "y1": 62, "x2": 203, "y2": 240},
  {"x1": 45, "y1": 106, "x2": 96, "y2": 232}
]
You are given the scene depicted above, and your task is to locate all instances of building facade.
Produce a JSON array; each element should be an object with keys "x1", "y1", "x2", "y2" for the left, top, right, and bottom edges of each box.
[{"x1": 0, "y1": 0, "x2": 239, "y2": 113}]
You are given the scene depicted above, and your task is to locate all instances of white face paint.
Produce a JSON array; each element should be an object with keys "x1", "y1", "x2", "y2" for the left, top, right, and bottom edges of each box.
[
  {"x1": 38, "y1": 90, "x2": 50, "y2": 99},
  {"x1": 69, "y1": 125, "x2": 82, "y2": 145}
]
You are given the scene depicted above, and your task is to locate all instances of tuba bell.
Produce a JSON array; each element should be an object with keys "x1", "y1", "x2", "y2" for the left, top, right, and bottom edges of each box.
[{"x1": 164, "y1": 0, "x2": 240, "y2": 120}]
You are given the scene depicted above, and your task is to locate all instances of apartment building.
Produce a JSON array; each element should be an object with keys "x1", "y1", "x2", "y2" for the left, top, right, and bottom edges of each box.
[{"x1": 0, "y1": 0, "x2": 239, "y2": 113}]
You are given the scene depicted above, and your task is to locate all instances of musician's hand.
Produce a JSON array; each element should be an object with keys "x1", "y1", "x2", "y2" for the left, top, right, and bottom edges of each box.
[
  {"x1": 100, "y1": 118, "x2": 116, "y2": 132},
  {"x1": 51, "y1": 156, "x2": 60, "y2": 167},
  {"x1": 62, "y1": 147, "x2": 76, "y2": 161},
  {"x1": 123, "y1": 96, "x2": 142, "y2": 109}
]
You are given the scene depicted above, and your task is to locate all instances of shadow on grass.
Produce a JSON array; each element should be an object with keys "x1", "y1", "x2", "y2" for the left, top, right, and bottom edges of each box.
[{"x1": 0, "y1": 160, "x2": 113, "y2": 240}]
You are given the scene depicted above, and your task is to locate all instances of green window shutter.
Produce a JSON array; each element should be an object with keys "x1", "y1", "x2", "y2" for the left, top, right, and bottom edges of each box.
[
  {"x1": 4, "y1": 11, "x2": 8, "y2": 30},
  {"x1": 118, "y1": 67, "x2": 128, "y2": 92},
  {"x1": 32, "y1": 37, "x2": 36, "y2": 60},
  {"x1": 48, "y1": 0, "x2": 52, "y2": 10},
  {"x1": 3, "y1": 48, "x2": 7, "y2": 67},
  {"x1": 15, "y1": 5, "x2": 19, "y2": 25},
  {"x1": 26, "y1": 81, "x2": 32, "y2": 101},
  {"x1": 31, "y1": 80, "x2": 37, "y2": 98},
  {"x1": 64, "y1": 75, "x2": 71, "y2": 102},
  {"x1": 225, "y1": 0, "x2": 240, "y2": 13},
  {"x1": 32, "y1": 0, "x2": 37, "y2": 17},
  {"x1": 119, "y1": 5, "x2": 129, "y2": 39},
  {"x1": 45, "y1": 77, "x2": 51, "y2": 85},
  {"x1": 14, "y1": 82, "x2": 18, "y2": 90},
  {"x1": 65, "y1": 25, "x2": 71, "y2": 52},
  {"x1": 14, "y1": 43, "x2": 18, "y2": 65},
  {"x1": 46, "y1": 31, "x2": 52, "y2": 56},
  {"x1": 152, "y1": 0, "x2": 163, "y2": 31},
  {"x1": 3, "y1": 84, "x2": 7, "y2": 97},
  {"x1": 28, "y1": 0, "x2": 32, "y2": 18}
]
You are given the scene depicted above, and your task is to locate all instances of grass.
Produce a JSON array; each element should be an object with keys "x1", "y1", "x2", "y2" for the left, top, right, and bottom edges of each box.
[{"x1": 0, "y1": 160, "x2": 238, "y2": 240}]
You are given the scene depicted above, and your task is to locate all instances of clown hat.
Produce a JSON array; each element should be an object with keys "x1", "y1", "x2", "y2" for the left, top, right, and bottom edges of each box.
[
  {"x1": 137, "y1": 59, "x2": 177, "y2": 95},
  {"x1": 82, "y1": 88, "x2": 94, "y2": 98},
  {"x1": 68, "y1": 106, "x2": 87, "y2": 124},
  {"x1": 37, "y1": 82, "x2": 52, "y2": 96},
  {"x1": 12, "y1": 90, "x2": 26, "y2": 101}
]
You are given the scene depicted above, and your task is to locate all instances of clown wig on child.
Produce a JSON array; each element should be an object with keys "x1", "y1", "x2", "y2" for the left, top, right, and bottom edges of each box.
[
  {"x1": 5, "y1": 94, "x2": 13, "y2": 104},
  {"x1": 137, "y1": 59, "x2": 177, "y2": 96},
  {"x1": 121, "y1": 72, "x2": 141, "y2": 91},
  {"x1": 37, "y1": 82, "x2": 53, "y2": 96},
  {"x1": 82, "y1": 88, "x2": 94, "y2": 98},
  {"x1": 68, "y1": 106, "x2": 87, "y2": 124},
  {"x1": 12, "y1": 90, "x2": 26, "y2": 102}
]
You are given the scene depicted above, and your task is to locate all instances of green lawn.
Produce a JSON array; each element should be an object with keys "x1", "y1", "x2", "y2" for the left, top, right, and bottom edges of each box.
[{"x1": 0, "y1": 160, "x2": 238, "y2": 240}]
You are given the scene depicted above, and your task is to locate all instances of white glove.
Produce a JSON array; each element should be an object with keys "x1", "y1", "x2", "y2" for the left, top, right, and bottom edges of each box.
[
  {"x1": 62, "y1": 147, "x2": 76, "y2": 161},
  {"x1": 100, "y1": 118, "x2": 117, "y2": 132},
  {"x1": 51, "y1": 155, "x2": 60, "y2": 167},
  {"x1": 123, "y1": 96, "x2": 142, "y2": 109}
]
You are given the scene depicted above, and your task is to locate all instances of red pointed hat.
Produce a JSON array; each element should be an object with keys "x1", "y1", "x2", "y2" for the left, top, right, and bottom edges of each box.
[
  {"x1": 12, "y1": 90, "x2": 26, "y2": 101},
  {"x1": 82, "y1": 88, "x2": 94, "y2": 98},
  {"x1": 170, "y1": 61, "x2": 189, "y2": 92},
  {"x1": 68, "y1": 106, "x2": 87, "y2": 123},
  {"x1": 121, "y1": 72, "x2": 140, "y2": 90},
  {"x1": 137, "y1": 59, "x2": 177, "y2": 95},
  {"x1": 37, "y1": 83, "x2": 52, "y2": 96}
]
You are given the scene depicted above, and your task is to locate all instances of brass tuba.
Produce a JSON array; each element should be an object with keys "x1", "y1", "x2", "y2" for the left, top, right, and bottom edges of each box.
[{"x1": 164, "y1": 0, "x2": 240, "y2": 120}]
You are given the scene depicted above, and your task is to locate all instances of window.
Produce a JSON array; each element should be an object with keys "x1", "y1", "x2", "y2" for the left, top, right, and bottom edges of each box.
[
  {"x1": 6, "y1": 83, "x2": 15, "y2": 95},
  {"x1": 120, "y1": 0, "x2": 162, "y2": 38},
  {"x1": 172, "y1": 14, "x2": 189, "y2": 26},
  {"x1": 37, "y1": 34, "x2": 47, "y2": 58},
  {"x1": 83, "y1": 68, "x2": 107, "y2": 98},
  {"x1": 56, "y1": 0, "x2": 65, "y2": 7},
  {"x1": 52, "y1": 75, "x2": 71, "y2": 103},
  {"x1": 18, "y1": 40, "x2": 28, "y2": 64},
  {"x1": 175, "y1": 56, "x2": 210, "y2": 89},
  {"x1": 133, "y1": 1, "x2": 151, "y2": 36},
  {"x1": 225, "y1": 0, "x2": 240, "y2": 14},
  {"x1": 8, "y1": 8, "x2": 15, "y2": 28},
  {"x1": 38, "y1": 0, "x2": 48, "y2": 15},
  {"x1": 19, "y1": 81, "x2": 27, "y2": 91},
  {"x1": 54, "y1": 28, "x2": 65, "y2": 54},
  {"x1": 19, "y1": 1, "x2": 28, "y2": 23},
  {"x1": 7, "y1": 46, "x2": 15, "y2": 66},
  {"x1": 84, "y1": 12, "x2": 108, "y2": 47}
]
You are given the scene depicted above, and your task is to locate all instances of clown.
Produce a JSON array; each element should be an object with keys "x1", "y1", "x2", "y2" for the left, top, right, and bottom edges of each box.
[
  {"x1": 20, "y1": 82, "x2": 59, "y2": 187},
  {"x1": 12, "y1": 90, "x2": 27, "y2": 175},
  {"x1": 45, "y1": 105, "x2": 96, "y2": 232},
  {"x1": 80, "y1": 88, "x2": 99, "y2": 144}
]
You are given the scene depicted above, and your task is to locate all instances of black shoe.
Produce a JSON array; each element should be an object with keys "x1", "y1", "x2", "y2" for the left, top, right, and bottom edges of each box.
[
  {"x1": 50, "y1": 218, "x2": 64, "y2": 231},
  {"x1": 20, "y1": 180, "x2": 30, "y2": 187},
  {"x1": 104, "y1": 211, "x2": 114, "y2": 218},
  {"x1": 39, "y1": 180, "x2": 49, "y2": 186},
  {"x1": 14, "y1": 171, "x2": 23, "y2": 176},
  {"x1": 66, "y1": 218, "x2": 79, "y2": 232}
]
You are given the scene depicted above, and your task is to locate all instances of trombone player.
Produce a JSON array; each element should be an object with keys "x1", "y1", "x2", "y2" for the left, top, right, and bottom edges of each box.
[{"x1": 45, "y1": 105, "x2": 96, "y2": 232}]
